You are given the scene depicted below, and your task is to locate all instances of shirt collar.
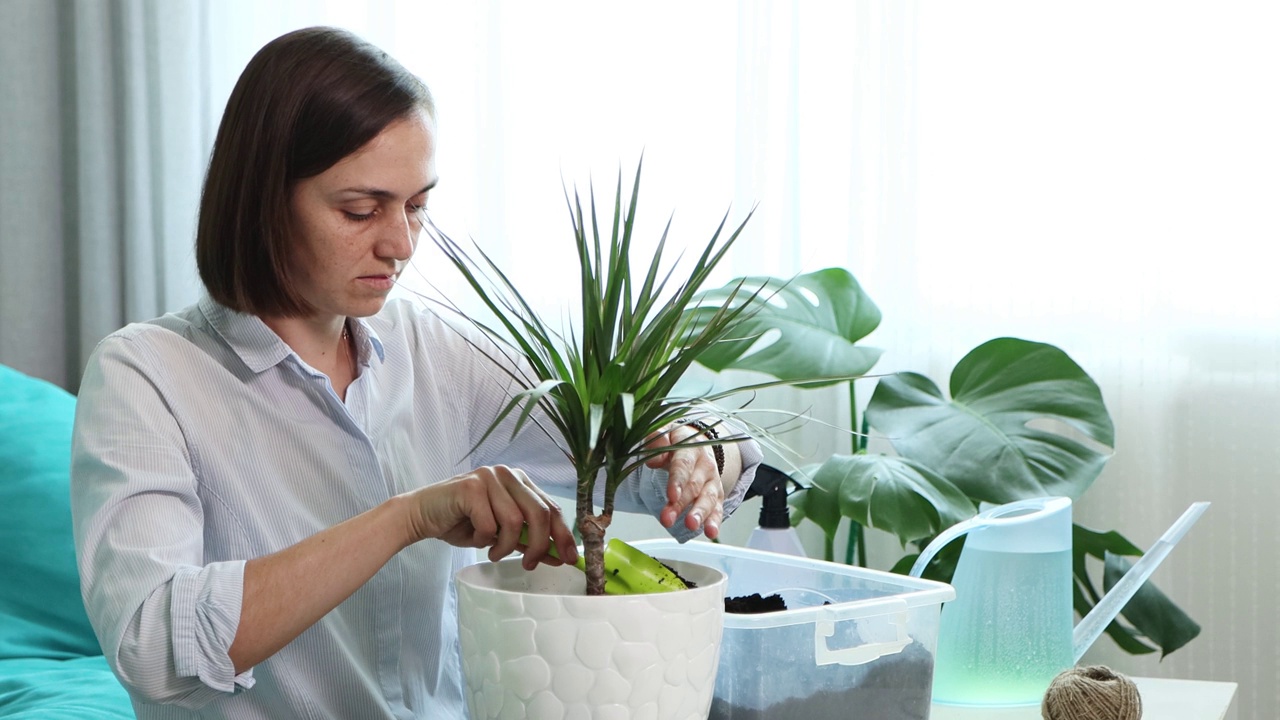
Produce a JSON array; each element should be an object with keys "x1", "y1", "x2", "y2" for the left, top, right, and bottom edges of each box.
[
  {"x1": 198, "y1": 295, "x2": 387, "y2": 374},
  {"x1": 349, "y1": 316, "x2": 387, "y2": 366}
]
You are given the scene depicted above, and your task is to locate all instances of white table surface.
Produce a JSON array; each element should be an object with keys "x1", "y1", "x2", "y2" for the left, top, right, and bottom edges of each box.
[{"x1": 929, "y1": 677, "x2": 1238, "y2": 720}]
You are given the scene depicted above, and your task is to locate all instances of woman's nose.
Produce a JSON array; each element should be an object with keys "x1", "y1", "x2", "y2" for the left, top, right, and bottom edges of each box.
[{"x1": 376, "y1": 209, "x2": 417, "y2": 261}]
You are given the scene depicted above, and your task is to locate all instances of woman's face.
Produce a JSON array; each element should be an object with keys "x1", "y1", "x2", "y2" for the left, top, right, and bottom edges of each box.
[{"x1": 288, "y1": 109, "x2": 438, "y2": 320}]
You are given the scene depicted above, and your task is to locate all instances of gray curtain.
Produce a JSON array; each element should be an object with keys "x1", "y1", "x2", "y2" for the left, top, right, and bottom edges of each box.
[{"x1": 0, "y1": 0, "x2": 210, "y2": 391}]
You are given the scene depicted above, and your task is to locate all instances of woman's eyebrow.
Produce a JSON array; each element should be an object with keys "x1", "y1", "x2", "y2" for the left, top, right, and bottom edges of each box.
[{"x1": 338, "y1": 181, "x2": 437, "y2": 199}]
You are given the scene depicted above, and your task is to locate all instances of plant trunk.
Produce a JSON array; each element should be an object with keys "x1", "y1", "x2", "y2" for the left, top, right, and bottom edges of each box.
[
  {"x1": 579, "y1": 513, "x2": 607, "y2": 596},
  {"x1": 577, "y1": 475, "x2": 612, "y2": 596}
]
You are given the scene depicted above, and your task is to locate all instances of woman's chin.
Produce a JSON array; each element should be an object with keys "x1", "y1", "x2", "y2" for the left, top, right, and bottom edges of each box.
[{"x1": 344, "y1": 296, "x2": 389, "y2": 318}]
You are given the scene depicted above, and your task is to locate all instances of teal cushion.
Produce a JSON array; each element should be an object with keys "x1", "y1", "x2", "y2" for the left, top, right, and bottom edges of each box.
[
  {"x1": 0, "y1": 656, "x2": 134, "y2": 718},
  {"x1": 0, "y1": 365, "x2": 101, "y2": 659}
]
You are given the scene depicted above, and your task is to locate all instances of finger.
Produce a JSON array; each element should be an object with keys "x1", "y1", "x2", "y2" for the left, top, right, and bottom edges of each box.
[
  {"x1": 511, "y1": 539, "x2": 564, "y2": 566},
  {"x1": 659, "y1": 445, "x2": 716, "y2": 530},
  {"x1": 497, "y1": 466, "x2": 558, "y2": 570},
  {"x1": 683, "y1": 479, "x2": 724, "y2": 534},
  {"x1": 663, "y1": 445, "x2": 702, "y2": 509},
  {"x1": 531, "y1": 491, "x2": 578, "y2": 566},
  {"x1": 484, "y1": 468, "x2": 528, "y2": 562},
  {"x1": 699, "y1": 503, "x2": 726, "y2": 540},
  {"x1": 547, "y1": 511, "x2": 577, "y2": 566},
  {"x1": 659, "y1": 503, "x2": 679, "y2": 530},
  {"x1": 464, "y1": 503, "x2": 497, "y2": 549},
  {"x1": 645, "y1": 451, "x2": 672, "y2": 469}
]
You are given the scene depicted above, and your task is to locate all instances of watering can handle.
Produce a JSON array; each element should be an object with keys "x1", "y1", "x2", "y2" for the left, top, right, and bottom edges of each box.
[
  {"x1": 909, "y1": 516, "x2": 986, "y2": 578},
  {"x1": 909, "y1": 497, "x2": 1072, "y2": 577},
  {"x1": 813, "y1": 598, "x2": 912, "y2": 667}
]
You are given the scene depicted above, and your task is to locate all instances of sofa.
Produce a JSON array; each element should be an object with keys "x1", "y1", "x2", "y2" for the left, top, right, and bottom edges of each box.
[{"x1": 0, "y1": 364, "x2": 134, "y2": 718}]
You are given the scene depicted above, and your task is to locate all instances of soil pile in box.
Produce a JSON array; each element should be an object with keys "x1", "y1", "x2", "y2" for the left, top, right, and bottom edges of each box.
[
  {"x1": 713, "y1": 585, "x2": 936, "y2": 720},
  {"x1": 723, "y1": 593, "x2": 786, "y2": 614},
  {"x1": 708, "y1": 641, "x2": 934, "y2": 720}
]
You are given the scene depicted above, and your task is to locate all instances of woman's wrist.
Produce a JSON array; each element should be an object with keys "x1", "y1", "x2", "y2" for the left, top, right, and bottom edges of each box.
[{"x1": 391, "y1": 490, "x2": 432, "y2": 548}]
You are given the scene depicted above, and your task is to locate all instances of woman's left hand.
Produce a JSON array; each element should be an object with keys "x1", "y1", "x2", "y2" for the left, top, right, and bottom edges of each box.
[{"x1": 645, "y1": 424, "x2": 724, "y2": 539}]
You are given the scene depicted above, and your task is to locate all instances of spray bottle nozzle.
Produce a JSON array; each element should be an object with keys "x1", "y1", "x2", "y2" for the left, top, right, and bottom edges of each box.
[
  {"x1": 745, "y1": 464, "x2": 796, "y2": 529},
  {"x1": 744, "y1": 464, "x2": 807, "y2": 556}
]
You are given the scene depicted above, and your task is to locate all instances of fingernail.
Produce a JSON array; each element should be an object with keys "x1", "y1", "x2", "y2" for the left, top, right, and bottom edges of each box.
[{"x1": 691, "y1": 512, "x2": 702, "y2": 525}]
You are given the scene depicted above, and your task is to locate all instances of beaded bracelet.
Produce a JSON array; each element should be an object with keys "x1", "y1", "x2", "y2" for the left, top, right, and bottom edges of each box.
[{"x1": 684, "y1": 419, "x2": 726, "y2": 476}]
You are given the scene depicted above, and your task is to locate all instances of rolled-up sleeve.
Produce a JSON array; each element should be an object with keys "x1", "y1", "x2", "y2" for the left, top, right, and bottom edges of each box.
[
  {"x1": 71, "y1": 335, "x2": 252, "y2": 708},
  {"x1": 170, "y1": 562, "x2": 251, "y2": 692}
]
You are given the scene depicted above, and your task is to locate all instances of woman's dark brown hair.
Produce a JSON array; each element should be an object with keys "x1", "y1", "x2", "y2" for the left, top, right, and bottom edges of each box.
[{"x1": 197, "y1": 27, "x2": 435, "y2": 316}]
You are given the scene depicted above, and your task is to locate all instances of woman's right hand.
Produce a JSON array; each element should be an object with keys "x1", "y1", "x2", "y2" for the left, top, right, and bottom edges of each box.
[{"x1": 402, "y1": 465, "x2": 578, "y2": 569}]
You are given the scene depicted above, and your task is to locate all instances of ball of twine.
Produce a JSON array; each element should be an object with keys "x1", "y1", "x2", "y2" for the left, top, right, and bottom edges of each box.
[{"x1": 1042, "y1": 665, "x2": 1142, "y2": 720}]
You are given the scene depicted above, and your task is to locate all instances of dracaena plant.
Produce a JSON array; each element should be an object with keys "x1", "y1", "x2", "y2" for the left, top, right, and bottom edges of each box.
[
  {"x1": 688, "y1": 268, "x2": 1201, "y2": 658},
  {"x1": 419, "y1": 162, "x2": 824, "y2": 596}
]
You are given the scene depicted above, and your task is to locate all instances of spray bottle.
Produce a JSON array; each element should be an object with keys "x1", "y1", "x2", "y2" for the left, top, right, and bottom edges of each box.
[{"x1": 744, "y1": 464, "x2": 807, "y2": 557}]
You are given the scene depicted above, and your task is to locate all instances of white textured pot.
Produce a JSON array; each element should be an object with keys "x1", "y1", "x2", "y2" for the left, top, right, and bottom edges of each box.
[{"x1": 455, "y1": 556, "x2": 727, "y2": 720}]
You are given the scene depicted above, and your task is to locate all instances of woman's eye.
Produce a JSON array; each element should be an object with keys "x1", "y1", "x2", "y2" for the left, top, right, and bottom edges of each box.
[{"x1": 343, "y1": 210, "x2": 376, "y2": 222}]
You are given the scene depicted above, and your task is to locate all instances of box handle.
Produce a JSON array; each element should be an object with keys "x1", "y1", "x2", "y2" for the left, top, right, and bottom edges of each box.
[{"x1": 813, "y1": 597, "x2": 912, "y2": 667}]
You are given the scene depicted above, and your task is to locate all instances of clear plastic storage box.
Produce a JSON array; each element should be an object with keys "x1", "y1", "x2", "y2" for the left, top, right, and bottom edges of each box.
[{"x1": 630, "y1": 539, "x2": 955, "y2": 720}]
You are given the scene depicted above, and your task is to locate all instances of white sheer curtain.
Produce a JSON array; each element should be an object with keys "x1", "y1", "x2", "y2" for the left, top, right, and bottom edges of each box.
[
  {"x1": 3, "y1": 1, "x2": 1274, "y2": 714},
  {"x1": 910, "y1": 6, "x2": 1278, "y2": 715}
]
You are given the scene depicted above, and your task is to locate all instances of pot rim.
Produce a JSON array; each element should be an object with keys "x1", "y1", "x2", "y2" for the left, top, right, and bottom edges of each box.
[{"x1": 455, "y1": 555, "x2": 727, "y2": 599}]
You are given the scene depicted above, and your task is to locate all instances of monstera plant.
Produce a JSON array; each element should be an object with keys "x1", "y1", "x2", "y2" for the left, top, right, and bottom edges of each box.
[{"x1": 689, "y1": 267, "x2": 1200, "y2": 658}]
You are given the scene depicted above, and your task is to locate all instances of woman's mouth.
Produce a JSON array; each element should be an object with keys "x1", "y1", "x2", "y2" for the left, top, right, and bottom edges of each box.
[{"x1": 357, "y1": 274, "x2": 396, "y2": 291}]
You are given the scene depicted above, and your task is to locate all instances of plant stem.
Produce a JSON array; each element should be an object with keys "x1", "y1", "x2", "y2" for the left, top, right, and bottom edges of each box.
[
  {"x1": 845, "y1": 520, "x2": 857, "y2": 564},
  {"x1": 577, "y1": 477, "x2": 607, "y2": 596},
  {"x1": 849, "y1": 380, "x2": 858, "y2": 455},
  {"x1": 842, "y1": 520, "x2": 868, "y2": 567},
  {"x1": 859, "y1": 403, "x2": 869, "y2": 453},
  {"x1": 842, "y1": 381, "x2": 869, "y2": 567}
]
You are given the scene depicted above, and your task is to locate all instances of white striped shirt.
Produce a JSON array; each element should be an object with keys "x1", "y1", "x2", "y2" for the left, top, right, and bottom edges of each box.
[{"x1": 70, "y1": 296, "x2": 757, "y2": 720}]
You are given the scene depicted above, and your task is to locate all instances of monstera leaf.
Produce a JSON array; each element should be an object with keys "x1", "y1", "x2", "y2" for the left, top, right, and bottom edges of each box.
[
  {"x1": 787, "y1": 463, "x2": 841, "y2": 539},
  {"x1": 866, "y1": 338, "x2": 1115, "y2": 504},
  {"x1": 796, "y1": 453, "x2": 977, "y2": 545},
  {"x1": 689, "y1": 267, "x2": 883, "y2": 384}
]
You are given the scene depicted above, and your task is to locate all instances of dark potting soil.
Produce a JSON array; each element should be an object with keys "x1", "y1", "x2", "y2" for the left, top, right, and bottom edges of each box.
[
  {"x1": 659, "y1": 562, "x2": 697, "y2": 589},
  {"x1": 723, "y1": 592, "x2": 787, "y2": 614},
  {"x1": 707, "y1": 641, "x2": 935, "y2": 720}
]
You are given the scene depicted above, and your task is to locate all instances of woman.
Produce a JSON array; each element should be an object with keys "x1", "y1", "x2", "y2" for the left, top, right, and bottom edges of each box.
[{"x1": 70, "y1": 26, "x2": 760, "y2": 720}]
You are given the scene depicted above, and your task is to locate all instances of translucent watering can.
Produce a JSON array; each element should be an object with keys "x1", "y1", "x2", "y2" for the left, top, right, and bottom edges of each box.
[{"x1": 910, "y1": 496, "x2": 1209, "y2": 707}]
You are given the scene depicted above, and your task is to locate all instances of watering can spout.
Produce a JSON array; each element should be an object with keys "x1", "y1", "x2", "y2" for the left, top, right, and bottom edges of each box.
[{"x1": 1070, "y1": 501, "x2": 1210, "y2": 662}]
